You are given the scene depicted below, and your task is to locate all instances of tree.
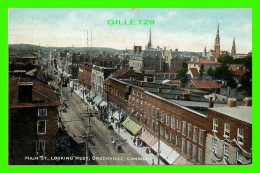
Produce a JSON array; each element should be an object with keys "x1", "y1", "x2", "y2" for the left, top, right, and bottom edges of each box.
[
  {"x1": 218, "y1": 55, "x2": 234, "y2": 65},
  {"x1": 199, "y1": 65, "x2": 205, "y2": 77},
  {"x1": 182, "y1": 62, "x2": 188, "y2": 69},
  {"x1": 214, "y1": 65, "x2": 237, "y2": 88},
  {"x1": 207, "y1": 66, "x2": 215, "y2": 77},
  {"x1": 177, "y1": 68, "x2": 188, "y2": 84}
]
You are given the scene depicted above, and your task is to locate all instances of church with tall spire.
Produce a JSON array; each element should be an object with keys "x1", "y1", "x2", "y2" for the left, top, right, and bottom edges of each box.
[
  {"x1": 231, "y1": 38, "x2": 236, "y2": 57},
  {"x1": 214, "y1": 23, "x2": 220, "y2": 58},
  {"x1": 146, "y1": 29, "x2": 152, "y2": 50}
]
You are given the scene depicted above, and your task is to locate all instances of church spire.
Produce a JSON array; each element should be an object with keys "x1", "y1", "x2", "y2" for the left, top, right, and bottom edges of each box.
[
  {"x1": 214, "y1": 23, "x2": 220, "y2": 57},
  {"x1": 231, "y1": 37, "x2": 236, "y2": 57},
  {"x1": 147, "y1": 29, "x2": 152, "y2": 49}
]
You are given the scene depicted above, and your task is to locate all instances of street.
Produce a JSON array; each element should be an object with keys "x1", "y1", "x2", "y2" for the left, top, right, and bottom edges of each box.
[{"x1": 56, "y1": 81, "x2": 149, "y2": 165}]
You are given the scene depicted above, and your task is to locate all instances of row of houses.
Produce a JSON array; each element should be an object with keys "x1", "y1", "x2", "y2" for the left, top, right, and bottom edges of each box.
[{"x1": 76, "y1": 63, "x2": 252, "y2": 165}]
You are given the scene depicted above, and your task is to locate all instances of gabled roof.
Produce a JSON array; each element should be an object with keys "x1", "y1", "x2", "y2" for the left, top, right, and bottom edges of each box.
[
  {"x1": 111, "y1": 68, "x2": 131, "y2": 78},
  {"x1": 228, "y1": 64, "x2": 247, "y2": 77},
  {"x1": 191, "y1": 80, "x2": 221, "y2": 89},
  {"x1": 170, "y1": 80, "x2": 181, "y2": 84},
  {"x1": 189, "y1": 68, "x2": 200, "y2": 78}
]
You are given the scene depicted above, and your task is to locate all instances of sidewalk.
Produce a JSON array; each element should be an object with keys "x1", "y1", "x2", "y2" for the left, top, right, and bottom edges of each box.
[{"x1": 74, "y1": 86, "x2": 165, "y2": 165}]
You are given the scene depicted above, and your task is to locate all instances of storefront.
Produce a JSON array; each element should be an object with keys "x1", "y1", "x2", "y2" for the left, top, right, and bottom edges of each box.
[{"x1": 122, "y1": 117, "x2": 142, "y2": 135}]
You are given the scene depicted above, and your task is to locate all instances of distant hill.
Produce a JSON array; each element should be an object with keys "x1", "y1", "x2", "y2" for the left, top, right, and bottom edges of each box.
[
  {"x1": 9, "y1": 44, "x2": 126, "y2": 54},
  {"x1": 179, "y1": 51, "x2": 203, "y2": 57}
]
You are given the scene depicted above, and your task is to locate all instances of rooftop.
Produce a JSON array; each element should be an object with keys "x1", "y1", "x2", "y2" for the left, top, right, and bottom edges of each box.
[
  {"x1": 189, "y1": 68, "x2": 200, "y2": 78},
  {"x1": 9, "y1": 77, "x2": 61, "y2": 108},
  {"x1": 191, "y1": 80, "x2": 221, "y2": 89},
  {"x1": 188, "y1": 58, "x2": 221, "y2": 65},
  {"x1": 209, "y1": 106, "x2": 252, "y2": 124}
]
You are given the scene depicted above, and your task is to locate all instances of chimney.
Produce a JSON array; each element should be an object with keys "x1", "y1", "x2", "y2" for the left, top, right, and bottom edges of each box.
[
  {"x1": 182, "y1": 93, "x2": 189, "y2": 100},
  {"x1": 18, "y1": 79, "x2": 33, "y2": 102},
  {"x1": 160, "y1": 48, "x2": 163, "y2": 51},
  {"x1": 209, "y1": 97, "x2": 214, "y2": 108},
  {"x1": 157, "y1": 46, "x2": 160, "y2": 50},
  {"x1": 244, "y1": 97, "x2": 252, "y2": 106},
  {"x1": 170, "y1": 49, "x2": 172, "y2": 52},
  {"x1": 158, "y1": 87, "x2": 162, "y2": 93},
  {"x1": 227, "y1": 98, "x2": 237, "y2": 107},
  {"x1": 164, "y1": 47, "x2": 166, "y2": 50}
]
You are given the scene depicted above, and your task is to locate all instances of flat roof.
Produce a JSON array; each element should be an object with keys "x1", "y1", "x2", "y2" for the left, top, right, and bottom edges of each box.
[{"x1": 209, "y1": 106, "x2": 252, "y2": 124}]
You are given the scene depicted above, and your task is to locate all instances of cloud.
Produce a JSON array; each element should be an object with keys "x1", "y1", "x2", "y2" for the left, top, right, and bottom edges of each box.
[{"x1": 155, "y1": 10, "x2": 178, "y2": 22}]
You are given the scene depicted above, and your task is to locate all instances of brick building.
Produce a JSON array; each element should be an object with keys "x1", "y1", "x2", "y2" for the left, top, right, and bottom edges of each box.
[
  {"x1": 102, "y1": 76, "x2": 252, "y2": 165},
  {"x1": 9, "y1": 77, "x2": 61, "y2": 164},
  {"x1": 78, "y1": 63, "x2": 92, "y2": 89},
  {"x1": 204, "y1": 98, "x2": 252, "y2": 165}
]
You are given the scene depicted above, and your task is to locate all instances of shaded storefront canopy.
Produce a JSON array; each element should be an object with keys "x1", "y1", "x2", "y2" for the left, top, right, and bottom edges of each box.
[
  {"x1": 93, "y1": 95, "x2": 102, "y2": 105},
  {"x1": 140, "y1": 131, "x2": 158, "y2": 148},
  {"x1": 122, "y1": 117, "x2": 141, "y2": 135}
]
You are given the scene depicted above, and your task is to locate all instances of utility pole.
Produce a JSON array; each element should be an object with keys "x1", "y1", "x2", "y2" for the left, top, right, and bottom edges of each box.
[
  {"x1": 80, "y1": 110, "x2": 97, "y2": 165},
  {"x1": 157, "y1": 113, "x2": 161, "y2": 165}
]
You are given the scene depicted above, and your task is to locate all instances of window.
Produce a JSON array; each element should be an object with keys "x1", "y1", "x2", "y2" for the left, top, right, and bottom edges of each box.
[
  {"x1": 182, "y1": 121, "x2": 186, "y2": 136},
  {"x1": 193, "y1": 127, "x2": 198, "y2": 142},
  {"x1": 166, "y1": 114, "x2": 169, "y2": 126},
  {"x1": 156, "y1": 108, "x2": 160, "y2": 119},
  {"x1": 161, "y1": 111, "x2": 164, "y2": 123},
  {"x1": 145, "y1": 103, "x2": 147, "y2": 113},
  {"x1": 176, "y1": 135, "x2": 180, "y2": 147},
  {"x1": 192, "y1": 145, "x2": 197, "y2": 160},
  {"x1": 177, "y1": 119, "x2": 181, "y2": 132},
  {"x1": 145, "y1": 117, "x2": 147, "y2": 126},
  {"x1": 224, "y1": 123, "x2": 230, "y2": 138},
  {"x1": 171, "y1": 116, "x2": 175, "y2": 129},
  {"x1": 137, "y1": 92, "x2": 139, "y2": 97},
  {"x1": 38, "y1": 109, "x2": 47, "y2": 116},
  {"x1": 160, "y1": 126, "x2": 164, "y2": 136},
  {"x1": 237, "y1": 128, "x2": 244, "y2": 145},
  {"x1": 181, "y1": 138, "x2": 185, "y2": 151},
  {"x1": 212, "y1": 138, "x2": 217, "y2": 153},
  {"x1": 188, "y1": 124, "x2": 192, "y2": 139},
  {"x1": 152, "y1": 120, "x2": 155, "y2": 131},
  {"x1": 36, "y1": 140, "x2": 45, "y2": 156},
  {"x1": 132, "y1": 97, "x2": 135, "y2": 106},
  {"x1": 141, "y1": 94, "x2": 143, "y2": 98},
  {"x1": 213, "y1": 118, "x2": 218, "y2": 132},
  {"x1": 140, "y1": 101, "x2": 143, "y2": 110},
  {"x1": 224, "y1": 143, "x2": 229, "y2": 158},
  {"x1": 170, "y1": 132, "x2": 174, "y2": 143},
  {"x1": 236, "y1": 151, "x2": 243, "y2": 165},
  {"x1": 187, "y1": 141, "x2": 191, "y2": 155},
  {"x1": 198, "y1": 148, "x2": 203, "y2": 163},
  {"x1": 165, "y1": 129, "x2": 169, "y2": 139},
  {"x1": 136, "y1": 99, "x2": 139, "y2": 108},
  {"x1": 133, "y1": 90, "x2": 135, "y2": 95},
  {"x1": 148, "y1": 104, "x2": 151, "y2": 115},
  {"x1": 140, "y1": 114, "x2": 143, "y2": 122},
  {"x1": 152, "y1": 106, "x2": 155, "y2": 117},
  {"x1": 128, "y1": 95, "x2": 131, "y2": 103},
  {"x1": 37, "y1": 120, "x2": 46, "y2": 135},
  {"x1": 199, "y1": 130, "x2": 204, "y2": 145}
]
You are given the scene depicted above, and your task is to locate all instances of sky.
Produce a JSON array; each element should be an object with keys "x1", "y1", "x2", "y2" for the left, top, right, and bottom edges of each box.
[{"x1": 8, "y1": 8, "x2": 252, "y2": 53}]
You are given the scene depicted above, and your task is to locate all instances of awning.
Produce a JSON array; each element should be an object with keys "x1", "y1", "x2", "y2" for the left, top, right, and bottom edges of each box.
[
  {"x1": 152, "y1": 140, "x2": 180, "y2": 164},
  {"x1": 93, "y1": 95, "x2": 102, "y2": 105},
  {"x1": 165, "y1": 150, "x2": 180, "y2": 164},
  {"x1": 122, "y1": 117, "x2": 142, "y2": 135},
  {"x1": 100, "y1": 100, "x2": 107, "y2": 107},
  {"x1": 140, "y1": 131, "x2": 158, "y2": 147},
  {"x1": 113, "y1": 111, "x2": 120, "y2": 120},
  {"x1": 88, "y1": 91, "x2": 95, "y2": 99},
  {"x1": 173, "y1": 156, "x2": 194, "y2": 165}
]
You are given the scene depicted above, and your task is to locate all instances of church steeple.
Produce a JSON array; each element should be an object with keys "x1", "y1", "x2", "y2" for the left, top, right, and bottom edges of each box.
[
  {"x1": 203, "y1": 46, "x2": 207, "y2": 58},
  {"x1": 231, "y1": 37, "x2": 236, "y2": 57},
  {"x1": 147, "y1": 29, "x2": 152, "y2": 49},
  {"x1": 214, "y1": 23, "x2": 220, "y2": 58}
]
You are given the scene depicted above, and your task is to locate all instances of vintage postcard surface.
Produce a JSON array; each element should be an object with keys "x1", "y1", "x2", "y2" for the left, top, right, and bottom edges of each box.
[{"x1": 8, "y1": 8, "x2": 252, "y2": 165}]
